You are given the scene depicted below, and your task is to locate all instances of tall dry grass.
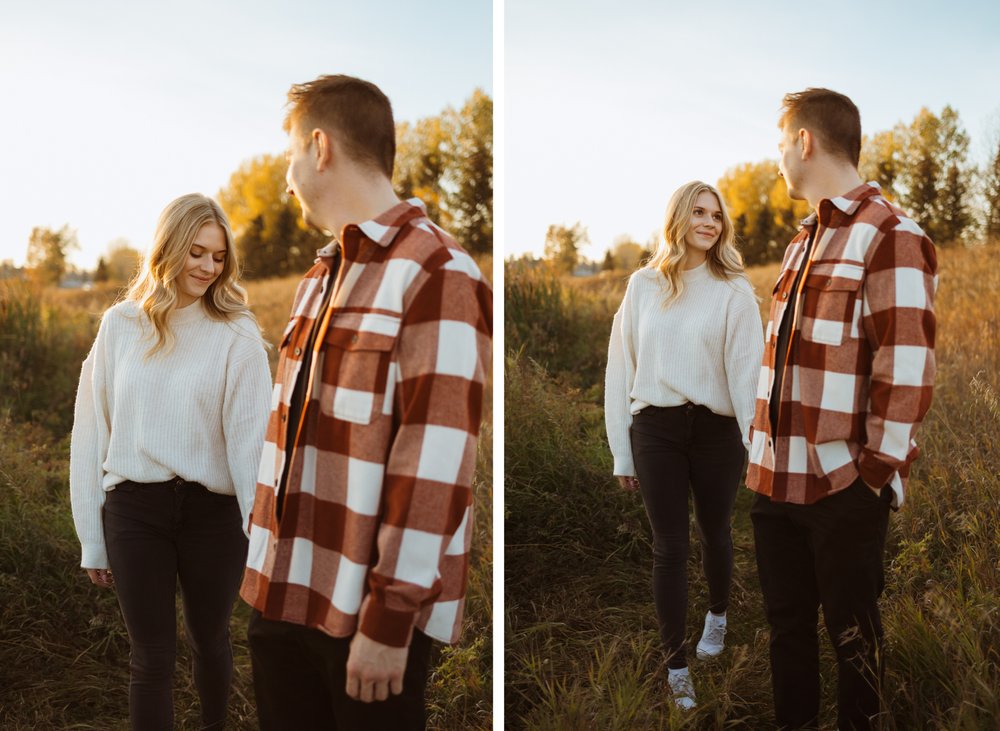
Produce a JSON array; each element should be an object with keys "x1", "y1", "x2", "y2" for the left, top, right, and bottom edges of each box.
[
  {"x1": 0, "y1": 254, "x2": 493, "y2": 730},
  {"x1": 505, "y1": 244, "x2": 1000, "y2": 729}
]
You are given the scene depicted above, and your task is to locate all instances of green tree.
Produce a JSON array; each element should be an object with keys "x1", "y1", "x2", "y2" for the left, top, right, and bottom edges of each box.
[
  {"x1": 859, "y1": 127, "x2": 905, "y2": 200},
  {"x1": 105, "y1": 238, "x2": 142, "y2": 284},
  {"x1": 444, "y1": 89, "x2": 493, "y2": 256},
  {"x1": 718, "y1": 162, "x2": 807, "y2": 265},
  {"x1": 543, "y1": 223, "x2": 588, "y2": 274},
  {"x1": 984, "y1": 133, "x2": 1000, "y2": 242},
  {"x1": 394, "y1": 115, "x2": 451, "y2": 226},
  {"x1": 217, "y1": 154, "x2": 327, "y2": 278},
  {"x1": 609, "y1": 235, "x2": 644, "y2": 271},
  {"x1": 393, "y1": 90, "x2": 493, "y2": 256},
  {"x1": 898, "y1": 106, "x2": 973, "y2": 245},
  {"x1": 25, "y1": 225, "x2": 77, "y2": 286},
  {"x1": 93, "y1": 257, "x2": 109, "y2": 283}
]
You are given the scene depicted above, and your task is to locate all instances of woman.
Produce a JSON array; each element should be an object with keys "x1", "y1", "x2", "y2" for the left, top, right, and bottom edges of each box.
[
  {"x1": 604, "y1": 181, "x2": 764, "y2": 710},
  {"x1": 70, "y1": 193, "x2": 272, "y2": 730}
]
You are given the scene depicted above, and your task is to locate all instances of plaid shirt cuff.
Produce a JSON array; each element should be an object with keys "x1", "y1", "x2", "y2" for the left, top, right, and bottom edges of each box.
[
  {"x1": 858, "y1": 449, "x2": 897, "y2": 490},
  {"x1": 358, "y1": 593, "x2": 416, "y2": 648}
]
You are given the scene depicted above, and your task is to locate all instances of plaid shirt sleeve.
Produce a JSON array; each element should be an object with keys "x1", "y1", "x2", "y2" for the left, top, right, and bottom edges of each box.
[
  {"x1": 857, "y1": 219, "x2": 937, "y2": 490},
  {"x1": 357, "y1": 255, "x2": 492, "y2": 647}
]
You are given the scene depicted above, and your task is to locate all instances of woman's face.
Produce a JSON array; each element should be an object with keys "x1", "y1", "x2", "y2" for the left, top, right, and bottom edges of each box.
[
  {"x1": 682, "y1": 191, "x2": 724, "y2": 257},
  {"x1": 176, "y1": 222, "x2": 226, "y2": 307}
]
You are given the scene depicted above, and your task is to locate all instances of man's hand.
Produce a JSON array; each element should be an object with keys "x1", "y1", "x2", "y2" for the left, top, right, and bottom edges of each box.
[
  {"x1": 617, "y1": 475, "x2": 639, "y2": 491},
  {"x1": 85, "y1": 568, "x2": 114, "y2": 589},
  {"x1": 345, "y1": 632, "x2": 409, "y2": 703}
]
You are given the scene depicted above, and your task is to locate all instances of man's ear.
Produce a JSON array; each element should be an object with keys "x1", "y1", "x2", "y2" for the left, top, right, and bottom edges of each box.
[
  {"x1": 312, "y1": 128, "x2": 333, "y2": 171},
  {"x1": 799, "y1": 128, "x2": 814, "y2": 159}
]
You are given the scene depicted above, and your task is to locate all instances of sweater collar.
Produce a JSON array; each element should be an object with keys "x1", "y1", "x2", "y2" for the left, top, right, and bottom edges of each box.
[{"x1": 170, "y1": 298, "x2": 206, "y2": 325}]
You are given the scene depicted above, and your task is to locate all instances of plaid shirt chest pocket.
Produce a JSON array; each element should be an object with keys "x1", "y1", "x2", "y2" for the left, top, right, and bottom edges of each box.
[
  {"x1": 319, "y1": 312, "x2": 401, "y2": 425},
  {"x1": 801, "y1": 262, "x2": 864, "y2": 346}
]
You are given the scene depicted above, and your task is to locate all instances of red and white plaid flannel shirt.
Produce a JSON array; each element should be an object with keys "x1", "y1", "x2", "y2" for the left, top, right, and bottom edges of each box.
[
  {"x1": 240, "y1": 199, "x2": 492, "y2": 647},
  {"x1": 746, "y1": 182, "x2": 937, "y2": 506}
]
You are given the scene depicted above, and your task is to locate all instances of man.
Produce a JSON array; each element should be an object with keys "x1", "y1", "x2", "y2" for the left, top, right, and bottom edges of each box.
[
  {"x1": 240, "y1": 75, "x2": 492, "y2": 729},
  {"x1": 746, "y1": 88, "x2": 937, "y2": 730}
]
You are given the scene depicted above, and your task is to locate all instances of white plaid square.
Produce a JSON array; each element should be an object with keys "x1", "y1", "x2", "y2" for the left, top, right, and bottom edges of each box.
[
  {"x1": 298, "y1": 445, "x2": 317, "y2": 496},
  {"x1": 787, "y1": 436, "x2": 808, "y2": 473},
  {"x1": 444, "y1": 506, "x2": 471, "y2": 555},
  {"x1": 416, "y1": 425, "x2": 468, "y2": 484},
  {"x1": 396, "y1": 528, "x2": 444, "y2": 588},
  {"x1": 246, "y1": 525, "x2": 270, "y2": 573},
  {"x1": 436, "y1": 321, "x2": 479, "y2": 379},
  {"x1": 333, "y1": 387, "x2": 374, "y2": 424},
  {"x1": 424, "y1": 599, "x2": 460, "y2": 641},
  {"x1": 287, "y1": 537, "x2": 314, "y2": 587},
  {"x1": 345, "y1": 456, "x2": 383, "y2": 516},
  {"x1": 815, "y1": 439, "x2": 853, "y2": 475},
  {"x1": 371, "y1": 259, "x2": 422, "y2": 312},
  {"x1": 891, "y1": 345, "x2": 928, "y2": 387},
  {"x1": 330, "y1": 554, "x2": 367, "y2": 614},
  {"x1": 879, "y1": 419, "x2": 912, "y2": 461},
  {"x1": 819, "y1": 372, "x2": 858, "y2": 414},
  {"x1": 895, "y1": 267, "x2": 927, "y2": 309}
]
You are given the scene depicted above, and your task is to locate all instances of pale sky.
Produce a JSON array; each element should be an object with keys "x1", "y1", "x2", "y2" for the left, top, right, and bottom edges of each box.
[
  {"x1": 0, "y1": 0, "x2": 492, "y2": 269},
  {"x1": 506, "y1": 0, "x2": 1000, "y2": 261}
]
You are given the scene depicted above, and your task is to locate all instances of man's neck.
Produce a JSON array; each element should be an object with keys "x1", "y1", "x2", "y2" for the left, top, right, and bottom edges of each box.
[
  {"x1": 322, "y1": 175, "x2": 402, "y2": 240},
  {"x1": 805, "y1": 165, "x2": 863, "y2": 211}
]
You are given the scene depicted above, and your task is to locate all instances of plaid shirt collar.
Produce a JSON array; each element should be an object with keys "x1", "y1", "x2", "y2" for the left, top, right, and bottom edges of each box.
[
  {"x1": 314, "y1": 198, "x2": 429, "y2": 260},
  {"x1": 798, "y1": 181, "x2": 883, "y2": 230}
]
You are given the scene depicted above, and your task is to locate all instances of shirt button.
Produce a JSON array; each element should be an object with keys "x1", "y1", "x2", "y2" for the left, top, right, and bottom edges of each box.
[
  {"x1": 280, "y1": 414, "x2": 287, "y2": 423},
  {"x1": 351, "y1": 334, "x2": 359, "y2": 343},
  {"x1": 294, "y1": 347, "x2": 302, "y2": 356},
  {"x1": 781, "y1": 292, "x2": 788, "y2": 299}
]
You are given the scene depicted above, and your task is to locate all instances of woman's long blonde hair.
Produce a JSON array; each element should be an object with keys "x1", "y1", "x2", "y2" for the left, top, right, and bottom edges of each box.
[
  {"x1": 125, "y1": 193, "x2": 253, "y2": 355},
  {"x1": 646, "y1": 181, "x2": 747, "y2": 305}
]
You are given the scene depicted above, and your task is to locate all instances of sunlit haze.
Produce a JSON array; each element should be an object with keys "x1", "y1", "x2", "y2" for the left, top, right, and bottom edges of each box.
[
  {"x1": 506, "y1": 0, "x2": 1000, "y2": 261},
  {"x1": 0, "y1": 0, "x2": 491, "y2": 270}
]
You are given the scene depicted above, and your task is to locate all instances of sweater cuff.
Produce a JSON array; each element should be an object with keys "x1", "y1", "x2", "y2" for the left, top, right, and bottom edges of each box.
[
  {"x1": 858, "y1": 450, "x2": 896, "y2": 491},
  {"x1": 81, "y1": 542, "x2": 109, "y2": 570},
  {"x1": 612, "y1": 455, "x2": 635, "y2": 478},
  {"x1": 358, "y1": 593, "x2": 416, "y2": 648}
]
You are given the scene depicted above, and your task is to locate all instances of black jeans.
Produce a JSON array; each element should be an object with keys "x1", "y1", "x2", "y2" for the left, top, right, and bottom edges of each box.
[
  {"x1": 103, "y1": 478, "x2": 248, "y2": 731},
  {"x1": 247, "y1": 610, "x2": 433, "y2": 730},
  {"x1": 629, "y1": 403, "x2": 746, "y2": 669},
  {"x1": 751, "y1": 478, "x2": 892, "y2": 730}
]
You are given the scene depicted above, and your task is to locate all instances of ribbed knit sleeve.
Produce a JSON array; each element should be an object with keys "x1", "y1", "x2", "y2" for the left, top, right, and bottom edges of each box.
[
  {"x1": 724, "y1": 284, "x2": 766, "y2": 450},
  {"x1": 69, "y1": 317, "x2": 112, "y2": 569},
  {"x1": 605, "y1": 276, "x2": 637, "y2": 476},
  {"x1": 223, "y1": 344, "x2": 273, "y2": 536}
]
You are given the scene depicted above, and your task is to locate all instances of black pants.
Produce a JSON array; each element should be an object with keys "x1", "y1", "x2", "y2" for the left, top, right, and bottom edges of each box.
[
  {"x1": 103, "y1": 478, "x2": 248, "y2": 731},
  {"x1": 247, "y1": 610, "x2": 433, "y2": 730},
  {"x1": 751, "y1": 478, "x2": 891, "y2": 730},
  {"x1": 629, "y1": 403, "x2": 746, "y2": 669}
]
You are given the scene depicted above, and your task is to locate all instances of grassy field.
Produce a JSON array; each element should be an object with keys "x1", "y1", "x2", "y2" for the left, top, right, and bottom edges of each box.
[
  {"x1": 0, "y1": 264, "x2": 493, "y2": 730},
  {"x1": 505, "y1": 244, "x2": 1000, "y2": 730}
]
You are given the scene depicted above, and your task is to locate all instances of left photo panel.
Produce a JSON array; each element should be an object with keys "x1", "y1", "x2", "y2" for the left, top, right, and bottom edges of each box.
[{"x1": 0, "y1": 2, "x2": 494, "y2": 729}]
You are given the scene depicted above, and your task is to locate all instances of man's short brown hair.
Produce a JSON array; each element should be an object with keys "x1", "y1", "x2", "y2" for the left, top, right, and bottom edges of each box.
[
  {"x1": 285, "y1": 75, "x2": 395, "y2": 179},
  {"x1": 779, "y1": 88, "x2": 861, "y2": 167}
]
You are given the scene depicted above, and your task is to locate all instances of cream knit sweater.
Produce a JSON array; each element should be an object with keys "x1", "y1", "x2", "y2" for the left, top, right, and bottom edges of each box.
[
  {"x1": 605, "y1": 263, "x2": 765, "y2": 477},
  {"x1": 70, "y1": 299, "x2": 272, "y2": 569}
]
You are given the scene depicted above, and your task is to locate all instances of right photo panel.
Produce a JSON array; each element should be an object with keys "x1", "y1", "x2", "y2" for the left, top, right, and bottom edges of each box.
[{"x1": 504, "y1": 1, "x2": 1000, "y2": 728}]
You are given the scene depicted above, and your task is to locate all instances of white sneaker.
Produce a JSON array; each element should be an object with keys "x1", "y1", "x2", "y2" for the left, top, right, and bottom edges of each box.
[
  {"x1": 696, "y1": 611, "x2": 727, "y2": 659},
  {"x1": 667, "y1": 666, "x2": 697, "y2": 710}
]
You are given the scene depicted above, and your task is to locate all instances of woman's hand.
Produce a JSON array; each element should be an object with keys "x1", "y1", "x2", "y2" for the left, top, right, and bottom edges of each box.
[
  {"x1": 85, "y1": 568, "x2": 115, "y2": 589},
  {"x1": 617, "y1": 476, "x2": 640, "y2": 491}
]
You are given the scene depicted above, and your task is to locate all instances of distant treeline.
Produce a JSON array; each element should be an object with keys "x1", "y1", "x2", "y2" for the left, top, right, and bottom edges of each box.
[
  {"x1": 219, "y1": 89, "x2": 492, "y2": 279},
  {"x1": 532, "y1": 105, "x2": 1000, "y2": 273},
  {"x1": 9, "y1": 89, "x2": 492, "y2": 286}
]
